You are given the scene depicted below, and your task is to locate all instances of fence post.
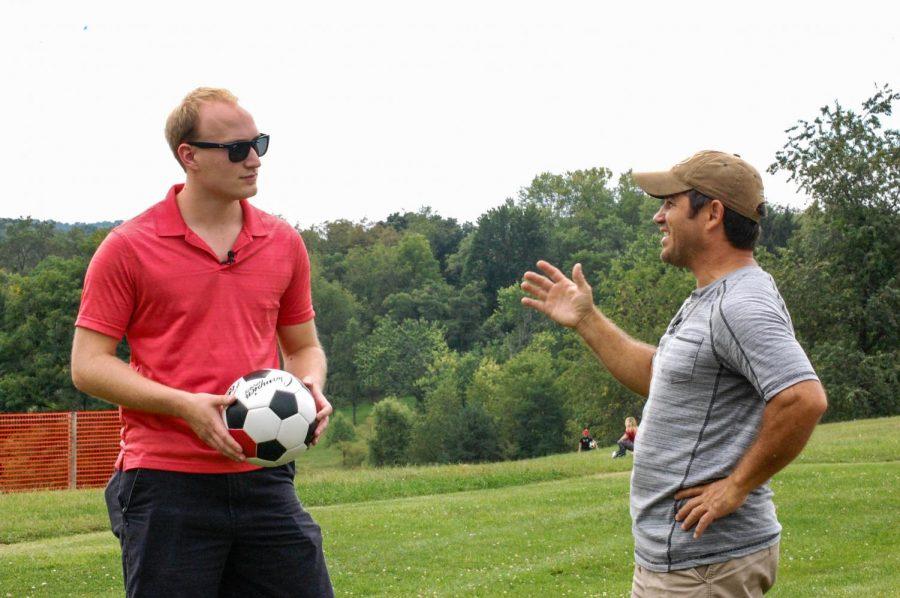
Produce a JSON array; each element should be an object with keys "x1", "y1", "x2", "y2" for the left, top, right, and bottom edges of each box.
[{"x1": 69, "y1": 411, "x2": 78, "y2": 490}]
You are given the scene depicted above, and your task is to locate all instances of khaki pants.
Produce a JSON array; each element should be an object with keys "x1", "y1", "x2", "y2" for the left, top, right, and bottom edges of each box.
[{"x1": 632, "y1": 543, "x2": 779, "y2": 597}]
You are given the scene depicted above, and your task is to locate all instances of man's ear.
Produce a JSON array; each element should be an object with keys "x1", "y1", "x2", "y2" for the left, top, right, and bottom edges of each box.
[
  {"x1": 177, "y1": 143, "x2": 199, "y2": 171},
  {"x1": 707, "y1": 199, "x2": 726, "y2": 228}
]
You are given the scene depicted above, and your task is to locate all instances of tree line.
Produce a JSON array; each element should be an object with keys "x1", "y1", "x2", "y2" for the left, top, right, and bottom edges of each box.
[{"x1": 1, "y1": 86, "x2": 896, "y2": 467}]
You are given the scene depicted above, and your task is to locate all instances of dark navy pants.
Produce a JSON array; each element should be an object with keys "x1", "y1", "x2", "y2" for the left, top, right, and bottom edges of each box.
[
  {"x1": 104, "y1": 465, "x2": 333, "y2": 598},
  {"x1": 614, "y1": 439, "x2": 634, "y2": 457}
]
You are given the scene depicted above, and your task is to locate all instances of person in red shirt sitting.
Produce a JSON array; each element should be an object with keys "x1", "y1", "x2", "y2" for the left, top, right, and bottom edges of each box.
[{"x1": 612, "y1": 416, "x2": 638, "y2": 458}]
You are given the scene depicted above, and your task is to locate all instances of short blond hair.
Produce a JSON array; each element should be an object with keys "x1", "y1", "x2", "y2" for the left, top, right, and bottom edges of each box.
[
  {"x1": 165, "y1": 87, "x2": 239, "y2": 169},
  {"x1": 625, "y1": 417, "x2": 637, "y2": 428}
]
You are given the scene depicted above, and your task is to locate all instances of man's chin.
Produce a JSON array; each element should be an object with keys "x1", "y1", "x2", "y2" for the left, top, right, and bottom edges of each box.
[
  {"x1": 229, "y1": 183, "x2": 258, "y2": 200},
  {"x1": 660, "y1": 251, "x2": 686, "y2": 269}
]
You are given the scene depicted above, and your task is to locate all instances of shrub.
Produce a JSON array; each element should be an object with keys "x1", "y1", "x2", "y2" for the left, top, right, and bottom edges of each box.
[{"x1": 368, "y1": 397, "x2": 415, "y2": 466}]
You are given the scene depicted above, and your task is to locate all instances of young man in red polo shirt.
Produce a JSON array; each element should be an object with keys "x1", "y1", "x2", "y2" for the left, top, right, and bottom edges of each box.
[{"x1": 71, "y1": 88, "x2": 334, "y2": 597}]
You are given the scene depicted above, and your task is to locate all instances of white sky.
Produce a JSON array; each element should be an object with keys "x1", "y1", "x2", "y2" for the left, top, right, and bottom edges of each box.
[{"x1": 1, "y1": 0, "x2": 897, "y2": 228}]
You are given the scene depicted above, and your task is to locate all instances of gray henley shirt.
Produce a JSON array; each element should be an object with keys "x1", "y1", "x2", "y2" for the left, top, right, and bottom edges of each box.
[{"x1": 631, "y1": 265, "x2": 819, "y2": 572}]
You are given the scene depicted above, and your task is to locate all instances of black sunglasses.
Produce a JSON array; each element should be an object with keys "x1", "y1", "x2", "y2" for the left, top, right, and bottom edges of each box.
[{"x1": 188, "y1": 134, "x2": 270, "y2": 162}]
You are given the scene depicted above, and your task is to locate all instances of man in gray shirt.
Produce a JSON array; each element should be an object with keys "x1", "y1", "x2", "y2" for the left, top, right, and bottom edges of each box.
[{"x1": 521, "y1": 151, "x2": 827, "y2": 596}]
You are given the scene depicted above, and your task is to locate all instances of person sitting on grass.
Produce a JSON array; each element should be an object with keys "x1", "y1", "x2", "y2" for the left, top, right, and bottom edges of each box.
[
  {"x1": 612, "y1": 416, "x2": 638, "y2": 458},
  {"x1": 578, "y1": 427, "x2": 595, "y2": 452}
]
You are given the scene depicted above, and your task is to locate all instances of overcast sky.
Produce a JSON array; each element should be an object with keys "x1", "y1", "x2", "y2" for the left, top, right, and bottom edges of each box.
[{"x1": 2, "y1": 0, "x2": 897, "y2": 228}]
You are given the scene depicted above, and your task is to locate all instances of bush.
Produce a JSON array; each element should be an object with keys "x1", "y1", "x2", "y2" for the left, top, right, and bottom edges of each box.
[
  {"x1": 408, "y1": 359, "x2": 502, "y2": 465},
  {"x1": 325, "y1": 412, "x2": 356, "y2": 446},
  {"x1": 475, "y1": 335, "x2": 568, "y2": 460},
  {"x1": 341, "y1": 441, "x2": 368, "y2": 468},
  {"x1": 450, "y1": 403, "x2": 502, "y2": 463},
  {"x1": 368, "y1": 397, "x2": 415, "y2": 466},
  {"x1": 811, "y1": 343, "x2": 899, "y2": 421}
]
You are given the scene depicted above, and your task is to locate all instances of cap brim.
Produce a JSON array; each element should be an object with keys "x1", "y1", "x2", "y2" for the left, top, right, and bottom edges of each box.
[{"x1": 632, "y1": 171, "x2": 691, "y2": 199}]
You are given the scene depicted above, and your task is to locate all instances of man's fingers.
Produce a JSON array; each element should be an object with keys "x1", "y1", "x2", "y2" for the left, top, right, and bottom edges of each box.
[
  {"x1": 674, "y1": 486, "x2": 704, "y2": 500},
  {"x1": 309, "y1": 416, "x2": 329, "y2": 446},
  {"x1": 303, "y1": 378, "x2": 331, "y2": 410},
  {"x1": 694, "y1": 513, "x2": 715, "y2": 538},
  {"x1": 203, "y1": 431, "x2": 230, "y2": 460},
  {"x1": 572, "y1": 263, "x2": 591, "y2": 290},
  {"x1": 311, "y1": 392, "x2": 333, "y2": 418},
  {"x1": 213, "y1": 398, "x2": 243, "y2": 459},
  {"x1": 680, "y1": 504, "x2": 706, "y2": 530},
  {"x1": 311, "y1": 415, "x2": 330, "y2": 446},
  {"x1": 217, "y1": 428, "x2": 244, "y2": 461},
  {"x1": 521, "y1": 296, "x2": 549, "y2": 314},
  {"x1": 523, "y1": 271, "x2": 553, "y2": 291},
  {"x1": 208, "y1": 417, "x2": 243, "y2": 461},
  {"x1": 214, "y1": 394, "x2": 236, "y2": 406},
  {"x1": 675, "y1": 497, "x2": 701, "y2": 521},
  {"x1": 223, "y1": 429, "x2": 243, "y2": 455},
  {"x1": 520, "y1": 280, "x2": 547, "y2": 300},
  {"x1": 536, "y1": 260, "x2": 565, "y2": 282},
  {"x1": 300, "y1": 377, "x2": 332, "y2": 446}
]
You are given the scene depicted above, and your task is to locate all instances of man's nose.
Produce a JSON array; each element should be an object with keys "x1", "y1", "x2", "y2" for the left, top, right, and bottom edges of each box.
[
  {"x1": 244, "y1": 148, "x2": 262, "y2": 167},
  {"x1": 652, "y1": 206, "x2": 665, "y2": 223}
]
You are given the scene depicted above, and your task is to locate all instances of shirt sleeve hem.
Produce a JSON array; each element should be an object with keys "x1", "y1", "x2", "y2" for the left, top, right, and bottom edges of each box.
[
  {"x1": 276, "y1": 309, "x2": 316, "y2": 328},
  {"x1": 763, "y1": 372, "x2": 820, "y2": 402},
  {"x1": 75, "y1": 317, "x2": 126, "y2": 341}
]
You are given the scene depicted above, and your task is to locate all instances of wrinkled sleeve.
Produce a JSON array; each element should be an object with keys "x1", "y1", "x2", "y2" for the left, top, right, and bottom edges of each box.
[
  {"x1": 711, "y1": 289, "x2": 818, "y2": 402},
  {"x1": 75, "y1": 230, "x2": 137, "y2": 340},
  {"x1": 277, "y1": 232, "x2": 315, "y2": 326}
]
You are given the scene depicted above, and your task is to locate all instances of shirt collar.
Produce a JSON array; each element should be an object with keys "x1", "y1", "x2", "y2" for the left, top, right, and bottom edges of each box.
[{"x1": 155, "y1": 183, "x2": 270, "y2": 237}]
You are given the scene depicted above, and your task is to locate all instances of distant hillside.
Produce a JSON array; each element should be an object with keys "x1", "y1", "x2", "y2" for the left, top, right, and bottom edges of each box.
[
  {"x1": 0, "y1": 217, "x2": 121, "y2": 237},
  {"x1": 51, "y1": 220, "x2": 121, "y2": 232}
]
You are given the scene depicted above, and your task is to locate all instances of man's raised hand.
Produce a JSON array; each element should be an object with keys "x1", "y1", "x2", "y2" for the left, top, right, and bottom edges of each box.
[{"x1": 521, "y1": 260, "x2": 595, "y2": 329}]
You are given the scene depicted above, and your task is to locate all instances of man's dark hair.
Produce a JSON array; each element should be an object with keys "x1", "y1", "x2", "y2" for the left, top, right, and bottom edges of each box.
[{"x1": 687, "y1": 190, "x2": 764, "y2": 250}]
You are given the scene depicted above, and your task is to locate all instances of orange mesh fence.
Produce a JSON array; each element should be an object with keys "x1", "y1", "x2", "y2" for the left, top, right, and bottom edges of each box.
[
  {"x1": 75, "y1": 411, "x2": 120, "y2": 489},
  {"x1": 0, "y1": 410, "x2": 119, "y2": 493}
]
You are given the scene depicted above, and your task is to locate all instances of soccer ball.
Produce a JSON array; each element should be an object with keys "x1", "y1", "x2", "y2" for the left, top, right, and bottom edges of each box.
[{"x1": 223, "y1": 369, "x2": 318, "y2": 467}]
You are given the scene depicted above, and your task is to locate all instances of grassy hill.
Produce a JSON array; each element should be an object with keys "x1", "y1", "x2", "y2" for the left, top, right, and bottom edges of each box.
[{"x1": 1, "y1": 416, "x2": 897, "y2": 596}]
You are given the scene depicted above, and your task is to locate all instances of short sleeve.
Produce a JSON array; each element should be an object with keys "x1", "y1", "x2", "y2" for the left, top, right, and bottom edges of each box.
[
  {"x1": 711, "y1": 286, "x2": 818, "y2": 402},
  {"x1": 277, "y1": 231, "x2": 315, "y2": 326},
  {"x1": 75, "y1": 230, "x2": 137, "y2": 340}
]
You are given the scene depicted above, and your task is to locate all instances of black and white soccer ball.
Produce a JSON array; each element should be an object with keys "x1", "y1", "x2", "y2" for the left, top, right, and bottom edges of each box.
[{"x1": 223, "y1": 369, "x2": 318, "y2": 467}]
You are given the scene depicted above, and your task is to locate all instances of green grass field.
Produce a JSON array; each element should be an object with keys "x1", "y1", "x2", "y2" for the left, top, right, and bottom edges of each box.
[{"x1": 1, "y1": 417, "x2": 897, "y2": 596}]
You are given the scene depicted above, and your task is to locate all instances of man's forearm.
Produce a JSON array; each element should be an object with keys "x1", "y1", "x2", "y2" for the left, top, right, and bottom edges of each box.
[
  {"x1": 575, "y1": 308, "x2": 656, "y2": 397},
  {"x1": 72, "y1": 352, "x2": 190, "y2": 417},
  {"x1": 283, "y1": 345, "x2": 327, "y2": 389},
  {"x1": 729, "y1": 381, "x2": 828, "y2": 494}
]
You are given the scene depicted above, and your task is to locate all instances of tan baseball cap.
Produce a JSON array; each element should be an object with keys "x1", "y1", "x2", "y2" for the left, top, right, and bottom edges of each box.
[{"x1": 632, "y1": 150, "x2": 766, "y2": 222}]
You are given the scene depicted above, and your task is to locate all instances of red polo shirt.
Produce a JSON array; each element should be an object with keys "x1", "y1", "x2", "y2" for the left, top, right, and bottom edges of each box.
[{"x1": 76, "y1": 184, "x2": 315, "y2": 473}]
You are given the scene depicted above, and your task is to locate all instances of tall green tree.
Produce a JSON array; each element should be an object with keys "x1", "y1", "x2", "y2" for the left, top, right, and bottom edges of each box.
[
  {"x1": 0, "y1": 256, "x2": 103, "y2": 411},
  {"x1": 356, "y1": 317, "x2": 449, "y2": 404},
  {"x1": 768, "y1": 84, "x2": 899, "y2": 419},
  {"x1": 328, "y1": 317, "x2": 367, "y2": 424},
  {"x1": 461, "y1": 200, "x2": 551, "y2": 306},
  {"x1": 343, "y1": 232, "x2": 442, "y2": 320},
  {"x1": 0, "y1": 218, "x2": 58, "y2": 275},
  {"x1": 382, "y1": 207, "x2": 469, "y2": 274}
]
